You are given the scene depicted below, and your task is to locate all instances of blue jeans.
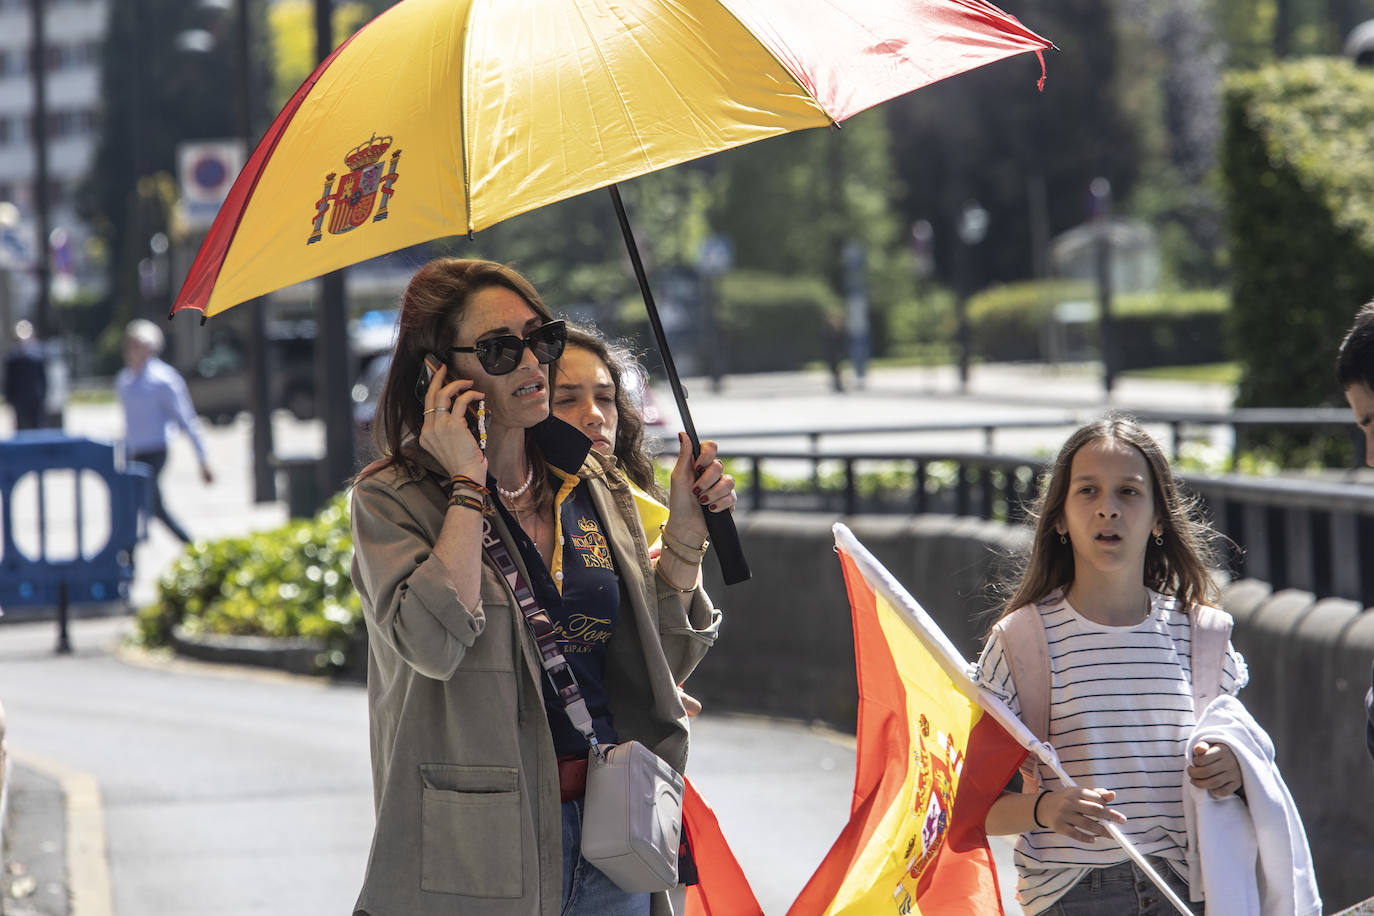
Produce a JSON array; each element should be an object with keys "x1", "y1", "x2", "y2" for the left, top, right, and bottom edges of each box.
[
  {"x1": 1045, "y1": 856, "x2": 1193, "y2": 916},
  {"x1": 560, "y1": 800, "x2": 651, "y2": 916}
]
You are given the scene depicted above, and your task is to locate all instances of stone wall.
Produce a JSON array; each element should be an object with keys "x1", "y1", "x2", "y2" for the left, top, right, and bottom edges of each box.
[{"x1": 692, "y1": 511, "x2": 1374, "y2": 910}]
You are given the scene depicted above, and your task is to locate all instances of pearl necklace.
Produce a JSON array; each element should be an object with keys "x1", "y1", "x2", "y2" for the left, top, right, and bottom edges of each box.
[{"x1": 496, "y1": 464, "x2": 535, "y2": 500}]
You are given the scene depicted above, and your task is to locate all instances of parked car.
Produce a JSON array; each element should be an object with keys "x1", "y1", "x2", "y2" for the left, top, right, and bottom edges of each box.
[
  {"x1": 186, "y1": 320, "x2": 319, "y2": 425},
  {"x1": 186, "y1": 311, "x2": 400, "y2": 426}
]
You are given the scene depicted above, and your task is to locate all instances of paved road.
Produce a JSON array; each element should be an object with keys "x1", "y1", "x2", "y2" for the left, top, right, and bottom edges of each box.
[{"x1": 0, "y1": 616, "x2": 1017, "y2": 916}]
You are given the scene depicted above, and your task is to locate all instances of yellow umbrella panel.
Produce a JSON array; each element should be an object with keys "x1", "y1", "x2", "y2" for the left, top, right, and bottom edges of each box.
[{"x1": 172, "y1": 0, "x2": 1050, "y2": 318}]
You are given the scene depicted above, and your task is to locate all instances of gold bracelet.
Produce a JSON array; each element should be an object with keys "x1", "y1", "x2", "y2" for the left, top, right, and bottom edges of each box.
[
  {"x1": 659, "y1": 537, "x2": 706, "y2": 567},
  {"x1": 659, "y1": 523, "x2": 708, "y2": 555},
  {"x1": 655, "y1": 562, "x2": 696, "y2": 594}
]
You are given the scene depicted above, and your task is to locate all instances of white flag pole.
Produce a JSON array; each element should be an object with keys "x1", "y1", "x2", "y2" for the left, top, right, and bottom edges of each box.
[{"x1": 832, "y1": 524, "x2": 1195, "y2": 916}]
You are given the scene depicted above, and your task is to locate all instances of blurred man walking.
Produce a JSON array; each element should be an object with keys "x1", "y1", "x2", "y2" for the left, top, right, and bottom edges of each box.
[{"x1": 116, "y1": 319, "x2": 214, "y2": 543}]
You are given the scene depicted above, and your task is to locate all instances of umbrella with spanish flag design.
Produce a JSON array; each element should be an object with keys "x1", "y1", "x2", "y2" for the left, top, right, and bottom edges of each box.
[
  {"x1": 169, "y1": 0, "x2": 1052, "y2": 584},
  {"x1": 171, "y1": 0, "x2": 1051, "y2": 319}
]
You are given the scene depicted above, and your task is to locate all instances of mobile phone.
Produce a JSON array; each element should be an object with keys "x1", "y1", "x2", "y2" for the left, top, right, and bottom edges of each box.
[
  {"x1": 416, "y1": 353, "x2": 485, "y2": 448},
  {"x1": 415, "y1": 352, "x2": 445, "y2": 403}
]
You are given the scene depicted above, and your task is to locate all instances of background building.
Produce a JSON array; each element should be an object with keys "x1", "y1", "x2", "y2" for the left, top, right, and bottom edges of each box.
[{"x1": 0, "y1": 0, "x2": 109, "y2": 332}]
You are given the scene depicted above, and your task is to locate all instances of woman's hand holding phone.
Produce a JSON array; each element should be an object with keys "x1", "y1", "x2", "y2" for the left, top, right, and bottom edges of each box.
[{"x1": 418, "y1": 359, "x2": 487, "y2": 479}]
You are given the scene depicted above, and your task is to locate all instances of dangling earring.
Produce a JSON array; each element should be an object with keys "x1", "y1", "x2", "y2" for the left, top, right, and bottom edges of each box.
[
  {"x1": 476, "y1": 399, "x2": 487, "y2": 451},
  {"x1": 1059, "y1": 532, "x2": 1067, "y2": 545},
  {"x1": 1154, "y1": 532, "x2": 1164, "y2": 547}
]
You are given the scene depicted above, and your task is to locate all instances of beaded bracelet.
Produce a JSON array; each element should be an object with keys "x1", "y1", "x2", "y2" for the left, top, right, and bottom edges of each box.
[
  {"x1": 654, "y1": 562, "x2": 697, "y2": 594},
  {"x1": 659, "y1": 523, "x2": 708, "y2": 555}
]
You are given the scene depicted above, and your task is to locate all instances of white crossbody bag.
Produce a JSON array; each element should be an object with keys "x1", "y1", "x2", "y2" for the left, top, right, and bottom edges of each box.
[{"x1": 481, "y1": 517, "x2": 683, "y2": 893}]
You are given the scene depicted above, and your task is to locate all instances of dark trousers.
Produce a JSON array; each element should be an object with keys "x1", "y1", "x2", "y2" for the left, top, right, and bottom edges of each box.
[{"x1": 130, "y1": 449, "x2": 192, "y2": 544}]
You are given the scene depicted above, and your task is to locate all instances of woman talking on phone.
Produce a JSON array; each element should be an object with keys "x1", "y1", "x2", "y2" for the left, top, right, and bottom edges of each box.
[{"x1": 349, "y1": 258, "x2": 733, "y2": 916}]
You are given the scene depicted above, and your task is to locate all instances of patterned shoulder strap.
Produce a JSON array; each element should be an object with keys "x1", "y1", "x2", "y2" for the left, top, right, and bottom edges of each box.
[{"x1": 481, "y1": 516, "x2": 599, "y2": 749}]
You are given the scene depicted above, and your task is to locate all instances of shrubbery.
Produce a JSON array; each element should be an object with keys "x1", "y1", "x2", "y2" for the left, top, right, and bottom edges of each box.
[
  {"x1": 134, "y1": 493, "x2": 362, "y2": 671},
  {"x1": 1222, "y1": 58, "x2": 1374, "y2": 411},
  {"x1": 965, "y1": 280, "x2": 1228, "y2": 367},
  {"x1": 714, "y1": 271, "x2": 842, "y2": 373}
]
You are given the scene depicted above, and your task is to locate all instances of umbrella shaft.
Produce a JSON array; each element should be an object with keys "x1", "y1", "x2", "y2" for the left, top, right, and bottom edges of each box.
[{"x1": 607, "y1": 184, "x2": 701, "y2": 455}]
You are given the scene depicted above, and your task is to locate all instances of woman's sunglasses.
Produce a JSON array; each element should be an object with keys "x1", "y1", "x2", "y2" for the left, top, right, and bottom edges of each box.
[{"x1": 449, "y1": 320, "x2": 567, "y2": 376}]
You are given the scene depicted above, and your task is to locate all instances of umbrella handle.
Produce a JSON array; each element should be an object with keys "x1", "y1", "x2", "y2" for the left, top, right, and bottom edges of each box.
[
  {"x1": 609, "y1": 184, "x2": 751, "y2": 585},
  {"x1": 702, "y1": 500, "x2": 750, "y2": 585}
]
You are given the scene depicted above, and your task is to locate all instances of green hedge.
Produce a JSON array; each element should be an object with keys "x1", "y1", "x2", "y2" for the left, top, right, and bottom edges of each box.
[
  {"x1": 1222, "y1": 58, "x2": 1374, "y2": 410},
  {"x1": 714, "y1": 271, "x2": 842, "y2": 373},
  {"x1": 966, "y1": 280, "x2": 1228, "y2": 367},
  {"x1": 135, "y1": 493, "x2": 362, "y2": 671}
]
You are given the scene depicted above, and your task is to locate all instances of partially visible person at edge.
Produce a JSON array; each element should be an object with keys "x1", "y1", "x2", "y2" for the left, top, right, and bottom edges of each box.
[
  {"x1": 4, "y1": 319, "x2": 47, "y2": 430},
  {"x1": 550, "y1": 321, "x2": 715, "y2": 718},
  {"x1": 348, "y1": 258, "x2": 735, "y2": 916},
  {"x1": 976, "y1": 417, "x2": 1249, "y2": 915},
  {"x1": 1336, "y1": 299, "x2": 1374, "y2": 763},
  {"x1": 115, "y1": 319, "x2": 213, "y2": 544}
]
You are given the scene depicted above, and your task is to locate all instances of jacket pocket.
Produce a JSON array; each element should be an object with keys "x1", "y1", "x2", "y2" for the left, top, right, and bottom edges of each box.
[{"x1": 419, "y1": 764, "x2": 523, "y2": 898}]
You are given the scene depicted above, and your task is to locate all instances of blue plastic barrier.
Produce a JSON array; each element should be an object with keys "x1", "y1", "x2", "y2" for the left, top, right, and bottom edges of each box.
[{"x1": 0, "y1": 433, "x2": 150, "y2": 621}]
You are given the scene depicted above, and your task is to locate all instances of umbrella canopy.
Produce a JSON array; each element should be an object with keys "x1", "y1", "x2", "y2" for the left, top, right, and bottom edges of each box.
[{"x1": 172, "y1": 0, "x2": 1051, "y2": 318}]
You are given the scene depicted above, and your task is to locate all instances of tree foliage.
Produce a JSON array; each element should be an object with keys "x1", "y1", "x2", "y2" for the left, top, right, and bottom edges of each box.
[
  {"x1": 885, "y1": 0, "x2": 1142, "y2": 291},
  {"x1": 1222, "y1": 57, "x2": 1374, "y2": 410}
]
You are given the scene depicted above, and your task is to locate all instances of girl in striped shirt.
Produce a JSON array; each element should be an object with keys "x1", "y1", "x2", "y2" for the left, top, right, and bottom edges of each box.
[{"x1": 976, "y1": 418, "x2": 1248, "y2": 915}]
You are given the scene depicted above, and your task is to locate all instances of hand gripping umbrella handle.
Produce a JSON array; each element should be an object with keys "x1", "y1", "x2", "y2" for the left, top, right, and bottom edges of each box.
[{"x1": 609, "y1": 184, "x2": 751, "y2": 585}]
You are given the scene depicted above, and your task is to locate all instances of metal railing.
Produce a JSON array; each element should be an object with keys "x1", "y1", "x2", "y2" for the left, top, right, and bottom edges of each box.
[
  {"x1": 715, "y1": 407, "x2": 1359, "y2": 468},
  {"x1": 715, "y1": 409, "x2": 1374, "y2": 605}
]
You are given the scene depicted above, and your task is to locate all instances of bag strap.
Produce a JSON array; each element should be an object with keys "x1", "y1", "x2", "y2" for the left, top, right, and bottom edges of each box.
[
  {"x1": 1189, "y1": 603, "x2": 1233, "y2": 715},
  {"x1": 480, "y1": 514, "x2": 601, "y2": 750},
  {"x1": 995, "y1": 603, "x2": 1050, "y2": 793}
]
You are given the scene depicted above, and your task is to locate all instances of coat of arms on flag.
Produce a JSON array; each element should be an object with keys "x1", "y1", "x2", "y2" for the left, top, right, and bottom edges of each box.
[{"x1": 308, "y1": 133, "x2": 401, "y2": 244}]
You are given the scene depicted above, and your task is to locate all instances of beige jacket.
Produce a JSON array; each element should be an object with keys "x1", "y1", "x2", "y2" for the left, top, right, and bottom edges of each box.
[{"x1": 349, "y1": 442, "x2": 721, "y2": 916}]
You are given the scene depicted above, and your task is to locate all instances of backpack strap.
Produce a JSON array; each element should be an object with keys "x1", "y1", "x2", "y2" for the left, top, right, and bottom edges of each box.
[
  {"x1": 1188, "y1": 603, "x2": 1234, "y2": 716},
  {"x1": 993, "y1": 603, "x2": 1051, "y2": 793}
]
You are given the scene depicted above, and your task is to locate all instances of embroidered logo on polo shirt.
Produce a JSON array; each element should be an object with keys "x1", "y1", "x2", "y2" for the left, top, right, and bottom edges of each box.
[
  {"x1": 571, "y1": 517, "x2": 613, "y2": 570},
  {"x1": 554, "y1": 614, "x2": 613, "y2": 653}
]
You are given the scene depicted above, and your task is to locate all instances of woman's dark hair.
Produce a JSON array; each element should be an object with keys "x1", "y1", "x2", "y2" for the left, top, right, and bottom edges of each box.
[
  {"x1": 553, "y1": 323, "x2": 665, "y2": 500},
  {"x1": 356, "y1": 258, "x2": 556, "y2": 506},
  {"x1": 1337, "y1": 300, "x2": 1374, "y2": 392},
  {"x1": 989, "y1": 415, "x2": 1222, "y2": 632}
]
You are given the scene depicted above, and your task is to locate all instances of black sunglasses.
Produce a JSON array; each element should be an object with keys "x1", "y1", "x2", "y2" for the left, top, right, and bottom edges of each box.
[{"x1": 448, "y1": 320, "x2": 567, "y2": 376}]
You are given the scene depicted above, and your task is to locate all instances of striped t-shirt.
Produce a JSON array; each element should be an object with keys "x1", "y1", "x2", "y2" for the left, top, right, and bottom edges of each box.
[{"x1": 974, "y1": 589, "x2": 1248, "y2": 915}]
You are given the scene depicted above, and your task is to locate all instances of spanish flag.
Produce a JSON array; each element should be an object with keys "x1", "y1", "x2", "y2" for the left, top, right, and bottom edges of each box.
[{"x1": 782, "y1": 524, "x2": 1029, "y2": 915}]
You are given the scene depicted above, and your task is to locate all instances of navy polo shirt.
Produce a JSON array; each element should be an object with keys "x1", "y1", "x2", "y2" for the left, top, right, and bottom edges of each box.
[{"x1": 490, "y1": 418, "x2": 621, "y2": 756}]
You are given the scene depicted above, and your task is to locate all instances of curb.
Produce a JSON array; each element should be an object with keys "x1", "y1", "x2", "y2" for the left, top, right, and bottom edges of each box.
[
  {"x1": 168, "y1": 625, "x2": 329, "y2": 678},
  {"x1": 7, "y1": 751, "x2": 112, "y2": 916}
]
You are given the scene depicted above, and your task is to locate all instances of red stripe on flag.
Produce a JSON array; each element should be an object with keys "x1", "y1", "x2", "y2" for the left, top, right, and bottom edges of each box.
[
  {"x1": 785, "y1": 550, "x2": 911, "y2": 913},
  {"x1": 682, "y1": 778, "x2": 764, "y2": 916},
  {"x1": 169, "y1": 2, "x2": 411, "y2": 315},
  {"x1": 948, "y1": 713, "x2": 1027, "y2": 853}
]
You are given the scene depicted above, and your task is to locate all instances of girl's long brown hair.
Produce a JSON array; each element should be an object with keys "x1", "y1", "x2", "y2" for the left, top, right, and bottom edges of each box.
[
  {"x1": 552, "y1": 324, "x2": 666, "y2": 500},
  {"x1": 355, "y1": 258, "x2": 557, "y2": 509},
  {"x1": 990, "y1": 416, "x2": 1222, "y2": 631}
]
